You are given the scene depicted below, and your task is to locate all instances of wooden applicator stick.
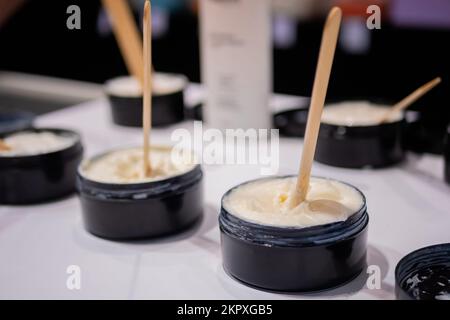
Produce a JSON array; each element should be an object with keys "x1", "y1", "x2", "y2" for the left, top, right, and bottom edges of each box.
[
  {"x1": 0, "y1": 139, "x2": 11, "y2": 151},
  {"x1": 291, "y1": 7, "x2": 342, "y2": 208},
  {"x1": 142, "y1": 0, "x2": 152, "y2": 177},
  {"x1": 101, "y1": 0, "x2": 144, "y2": 87},
  {"x1": 378, "y1": 77, "x2": 441, "y2": 124}
]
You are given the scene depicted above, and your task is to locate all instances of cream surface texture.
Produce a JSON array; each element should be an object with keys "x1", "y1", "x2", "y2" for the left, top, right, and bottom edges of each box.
[
  {"x1": 321, "y1": 101, "x2": 403, "y2": 126},
  {"x1": 81, "y1": 147, "x2": 196, "y2": 184},
  {"x1": 223, "y1": 177, "x2": 364, "y2": 227},
  {"x1": 106, "y1": 73, "x2": 186, "y2": 97},
  {"x1": 0, "y1": 132, "x2": 75, "y2": 157}
]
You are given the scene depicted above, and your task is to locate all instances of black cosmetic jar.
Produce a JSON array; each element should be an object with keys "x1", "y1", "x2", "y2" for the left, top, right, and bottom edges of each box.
[
  {"x1": 445, "y1": 126, "x2": 450, "y2": 185},
  {"x1": 0, "y1": 128, "x2": 83, "y2": 204},
  {"x1": 395, "y1": 243, "x2": 450, "y2": 300},
  {"x1": 106, "y1": 74, "x2": 187, "y2": 127},
  {"x1": 315, "y1": 101, "x2": 405, "y2": 168},
  {"x1": 76, "y1": 148, "x2": 203, "y2": 240},
  {"x1": 219, "y1": 176, "x2": 369, "y2": 292},
  {"x1": 315, "y1": 120, "x2": 404, "y2": 169}
]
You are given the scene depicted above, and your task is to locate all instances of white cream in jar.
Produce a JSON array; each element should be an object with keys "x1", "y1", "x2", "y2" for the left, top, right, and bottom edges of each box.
[
  {"x1": 321, "y1": 101, "x2": 403, "y2": 126},
  {"x1": 105, "y1": 73, "x2": 187, "y2": 97},
  {"x1": 80, "y1": 146, "x2": 196, "y2": 184},
  {"x1": 0, "y1": 131, "x2": 76, "y2": 157},
  {"x1": 223, "y1": 177, "x2": 364, "y2": 228}
]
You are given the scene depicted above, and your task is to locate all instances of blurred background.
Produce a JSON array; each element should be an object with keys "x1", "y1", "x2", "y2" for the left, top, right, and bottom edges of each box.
[{"x1": 0, "y1": 0, "x2": 449, "y2": 150}]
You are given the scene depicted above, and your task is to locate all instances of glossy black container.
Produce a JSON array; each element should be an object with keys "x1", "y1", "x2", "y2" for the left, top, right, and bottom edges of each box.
[
  {"x1": 445, "y1": 126, "x2": 450, "y2": 185},
  {"x1": 395, "y1": 243, "x2": 450, "y2": 300},
  {"x1": 106, "y1": 75, "x2": 186, "y2": 127},
  {"x1": 0, "y1": 128, "x2": 83, "y2": 204},
  {"x1": 219, "y1": 177, "x2": 369, "y2": 292},
  {"x1": 316, "y1": 117, "x2": 405, "y2": 169},
  {"x1": 77, "y1": 153, "x2": 203, "y2": 240},
  {"x1": 273, "y1": 99, "x2": 437, "y2": 155}
]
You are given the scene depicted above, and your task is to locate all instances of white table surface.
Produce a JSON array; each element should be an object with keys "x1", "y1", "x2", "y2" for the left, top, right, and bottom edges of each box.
[{"x1": 1, "y1": 88, "x2": 449, "y2": 300}]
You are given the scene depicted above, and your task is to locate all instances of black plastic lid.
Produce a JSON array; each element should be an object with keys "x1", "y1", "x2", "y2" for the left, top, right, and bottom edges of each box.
[{"x1": 396, "y1": 243, "x2": 450, "y2": 300}]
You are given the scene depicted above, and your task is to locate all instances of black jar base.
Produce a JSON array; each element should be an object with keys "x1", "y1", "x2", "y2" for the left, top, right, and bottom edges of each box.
[
  {"x1": 82, "y1": 212, "x2": 203, "y2": 241},
  {"x1": 222, "y1": 260, "x2": 365, "y2": 294},
  {"x1": 220, "y1": 228, "x2": 368, "y2": 292},
  {"x1": 109, "y1": 91, "x2": 185, "y2": 128},
  {"x1": 316, "y1": 121, "x2": 405, "y2": 169},
  {"x1": 79, "y1": 183, "x2": 203, "y2": 240},
  {"x1": 106, "y1": 75, "x2": 187, "y2": 127}
]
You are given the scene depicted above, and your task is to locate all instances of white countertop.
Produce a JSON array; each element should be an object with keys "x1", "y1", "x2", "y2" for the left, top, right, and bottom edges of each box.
[{"x1": 1, "y1": 90, "x2": 449, "y2": 300}]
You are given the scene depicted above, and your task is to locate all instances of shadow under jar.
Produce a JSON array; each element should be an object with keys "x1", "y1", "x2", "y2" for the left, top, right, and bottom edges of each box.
[
  {"x1": 219, "y1": 176, "x2": 369, "y2": 292},
  {"x1": 316, "y1": 101, "x2": 405, "y2": 169},
  {"x1": 106, "y1": 73, "x2": 187, "y2": 127},
  {"x1": 77, "y1": 146, "x2": 203, "y2": 240},
  {"x1": 395, "y1": 243, "x2": 450, "y2": 300},
  {"x1": 0, "y1": 128, "x2": 83, "y2": 204}
]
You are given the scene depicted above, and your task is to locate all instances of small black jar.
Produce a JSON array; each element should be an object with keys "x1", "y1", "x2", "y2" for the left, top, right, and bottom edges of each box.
[
  {"x1": 219, "y1": 176, "x2": 369, "y2": 292},
  {"x1": 0, "y1": 128, "x2": 83, "y2": 204},
  {"x1": 77, "y1": 148, "x2": 203, "y2": 240},
  {"x1": 395, "y1": 243, "x2": 450, "y2": 300},
  {"x1": 316, "y1": 120, "x2": 404, "y2": 169},
  {"x1": 315, "y1": 101, "x2": 405, "y2": 168},
  {"x1": 106, "y1": 74, "x2": 187, "y2": 127}
]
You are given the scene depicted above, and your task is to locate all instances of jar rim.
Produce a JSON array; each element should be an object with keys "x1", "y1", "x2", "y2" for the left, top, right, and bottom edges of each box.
[
  {"x1": 77, "y1": 147, "x2": 202, "y2": 200},
  {"x1": 220, "y1": 176, "x2": 368, "y2": 247},
  {"x1": 77, "y1": 145, "x2": 198, "y2": 186},
  {"x1": 0, "y1": 127, "x2": 82, "y2": 164},
  {"x1": 105, "y1": 73, "x2": 187, "y2": 98}
]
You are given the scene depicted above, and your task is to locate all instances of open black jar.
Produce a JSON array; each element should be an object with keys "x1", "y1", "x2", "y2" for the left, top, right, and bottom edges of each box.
[
  {"x1": 106, "y1": 73, "x2": 187, "y2": 127},
  {"x1": 77, "y1": 146, "x2": 203, "y2": 240},
  {"x1": 219, "y1": 176, "x2": 369, "y2": 292},
  {"x1": 0, "y1": 128, "x2": 83, "y2": 204},
  {"x1": 315, "y1": 101, "x2": 405, "y2": 168}
]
